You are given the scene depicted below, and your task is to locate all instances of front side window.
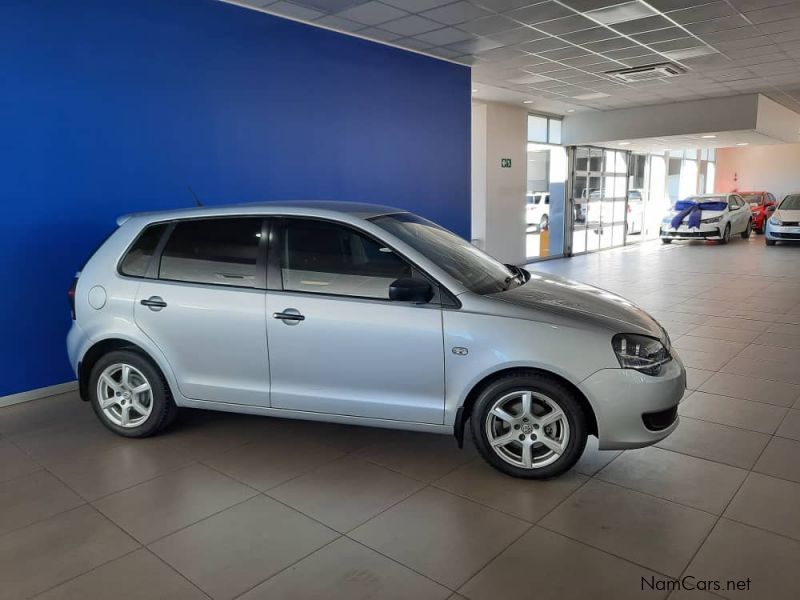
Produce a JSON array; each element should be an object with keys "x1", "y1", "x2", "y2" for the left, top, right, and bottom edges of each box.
[
  {"x1": 159, "y1": 218, "x2": 262, "y2": 288},
  {"x1": 120, "y1": 223, "x2": 167, "y2": 277},
  {"x1": 281, "y1": 219, "x2": 412, "y2": 299},
  {"x1": 370, "y1": 212, "x2": 517, "y2": 295}
]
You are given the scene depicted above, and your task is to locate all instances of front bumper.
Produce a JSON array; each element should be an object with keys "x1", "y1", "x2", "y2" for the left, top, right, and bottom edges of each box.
[
  {"x1": 579, "y1": 356, "x2": 685, "y2": 450},
  {"x1": 660, "y1": 224, "x2": 722, "y2": 240},
  {"x1": 765, "y1": 222, "x2": 800, "y2": 241}
]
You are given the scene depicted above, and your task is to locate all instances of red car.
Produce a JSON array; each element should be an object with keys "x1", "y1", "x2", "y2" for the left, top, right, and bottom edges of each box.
[{"x1": 738, "y1": 191, "x2": 778, "y2": 233}]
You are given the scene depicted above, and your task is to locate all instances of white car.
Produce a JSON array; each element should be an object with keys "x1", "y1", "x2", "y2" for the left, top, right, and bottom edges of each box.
[
  {"x1": 660, "y1": 193, "x2": 752, "y2": 244},
  {"x1": 526, "y1": 192, "x2": 549, "y2": 231},
  {"x1": 765, "y1": 193, "x2": 800, "y2": 245}
]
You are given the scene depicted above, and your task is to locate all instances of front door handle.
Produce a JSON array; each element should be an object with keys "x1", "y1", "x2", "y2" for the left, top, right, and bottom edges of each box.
[
  {"x1": 273, "y1": 308, "x2": 305, "y2": 324},
  {"x1": 141, "y1": 296, "x2": 167, "y2": 311}
]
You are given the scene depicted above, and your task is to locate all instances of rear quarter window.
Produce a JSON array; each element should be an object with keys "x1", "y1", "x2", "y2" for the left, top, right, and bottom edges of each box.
[{"x1": 119, "y1": 224, "x2": 168, "y2": 277}]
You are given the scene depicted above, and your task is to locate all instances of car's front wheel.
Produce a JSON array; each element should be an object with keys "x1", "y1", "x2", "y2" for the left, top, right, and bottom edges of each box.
[
  {"x1": 766, "y1": 238, "x2": 776, "y2": 246},
  {"x1": 470, "y1": 374, "x2": 587, "y2": 479},
  {"x1": 720, "y1": 224, "x2": 731, "y2": 244},
  {"x1": 89, "y1": 350, "x2": 178, "y2": 437},
  {"x1": 741, "y1": 220, "x2": 752, "y2": 239}
]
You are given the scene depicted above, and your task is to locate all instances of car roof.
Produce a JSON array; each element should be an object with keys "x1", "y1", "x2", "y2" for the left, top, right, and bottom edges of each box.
[{"x1": 117, "y1": 200, "x2": 405, "y2": 225}]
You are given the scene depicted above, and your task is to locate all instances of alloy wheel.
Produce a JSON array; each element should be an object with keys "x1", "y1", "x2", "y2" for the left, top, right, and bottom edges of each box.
[
  {"x1": 485, "y1": 390, "x2": 570, "y2": 469},
  {"x1": 96, "y1": 363, "x2": 153, "y2": 428}
]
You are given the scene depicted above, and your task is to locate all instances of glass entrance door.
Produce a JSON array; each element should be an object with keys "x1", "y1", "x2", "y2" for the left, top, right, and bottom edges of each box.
[{"x1": 568, "y1": 146, "x2": 629, "y2": 255}]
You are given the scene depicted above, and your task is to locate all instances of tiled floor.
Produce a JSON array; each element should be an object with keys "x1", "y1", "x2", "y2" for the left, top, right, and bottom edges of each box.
[{"x1": 2, "y1": 237, "x2": 800, "y2": 599}]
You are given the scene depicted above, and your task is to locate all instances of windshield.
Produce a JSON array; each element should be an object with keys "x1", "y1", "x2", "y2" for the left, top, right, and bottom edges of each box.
[
  {"x1": 779, "y1": 194, "x2": 800, "y2": 210},
  {"x1": 370, "y1": 213, "x2": 518, "y2": 295},
  {"x1": 740, "y1": 193, "x2": 762, "y2": 205}
]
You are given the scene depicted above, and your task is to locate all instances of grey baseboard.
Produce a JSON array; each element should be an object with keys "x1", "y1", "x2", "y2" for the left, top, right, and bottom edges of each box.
[{"x1": 0, "y1": 381, "x2": 78, "y2": 408}]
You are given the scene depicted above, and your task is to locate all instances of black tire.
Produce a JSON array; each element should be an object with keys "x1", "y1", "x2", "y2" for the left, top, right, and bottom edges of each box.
[
  {"x1": 766, "y1": 239, "x2": 776, "y2": 246},
  {"x1": 741, "y1": 220, "x2": 752, "y2": 239},
  {"x1": 661, "y1": 238, "x2": 672, "y2": 244},
  {"x1": 470, "y1": 373, "x2": 588, "y2": 479},
  {"x1": 720, "y1": 224, "x2": 731, "y2": 244},
  {"x1": 88, "y1": 349, "x2": 178, "y2": 438}
]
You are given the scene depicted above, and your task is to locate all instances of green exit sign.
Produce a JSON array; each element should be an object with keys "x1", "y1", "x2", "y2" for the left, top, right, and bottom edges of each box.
[{"x1": 500, "y1": 158, "x2": 512, "y2": 168}]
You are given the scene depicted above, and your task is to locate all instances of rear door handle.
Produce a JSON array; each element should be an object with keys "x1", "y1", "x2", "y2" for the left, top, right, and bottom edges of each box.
[
  {"x1": 141, "y1": 296, "x2": 167, "y2": 311},
  {"x1": 273, "y1": 309, "x2": 305, "y2": 323}
]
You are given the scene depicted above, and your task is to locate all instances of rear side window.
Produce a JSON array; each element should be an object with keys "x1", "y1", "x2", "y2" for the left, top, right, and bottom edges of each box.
[
  {"x1": 120, "y1": 224, "x2": 167, "y2": 277},
  {"x1": 159, "y1": 218, "x2": 262, "y2": 288}
]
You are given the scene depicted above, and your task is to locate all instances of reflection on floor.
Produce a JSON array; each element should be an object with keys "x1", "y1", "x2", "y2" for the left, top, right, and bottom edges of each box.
[{"x1": 2, "y1": 237, "x2": 800, "y2": 599}]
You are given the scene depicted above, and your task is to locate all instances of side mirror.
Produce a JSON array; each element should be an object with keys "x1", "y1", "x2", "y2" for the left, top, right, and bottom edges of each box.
[{"x1": 389, "y1": 278, "x2": 433, "y2": 303}]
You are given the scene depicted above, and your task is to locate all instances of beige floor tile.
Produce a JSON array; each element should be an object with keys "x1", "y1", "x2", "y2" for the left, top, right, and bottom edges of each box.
[
  {"x1": 0, "y1": 439, "x2": 41, "y2": 483},
  {"x1": 672, "y1": 336, "x2": 746, "y2": 359},
  {"x1": 703, "y1": 316, "x2": 769, "y2": 332},
  {"x1": 267, "y1": 456, "x2": 424, "y2": 532},
  {"x1": 150, "y1": 495, "x2": 337, "y2": 600},
  {"x1": 433, "y1": 459, "x2": 586, "y2": 523},
  {"x1": 776, "y1": 408, "x2": 800, "y2": 441},
  {"x1": 737, "y1": 344, "x2": 800, "y2": 364},
  {"x1": 34, "y1": 548, "x2": 206, "y2": 600},
  {"x1": 768, "y1": 322, "x2": 800, "y2": 336},
  {"x1": 0, "y1": 505, "x2": 138, "y2": 599},
  {"x1": 202, "y1": 435, "x2": 344, "y2": 492},
  {"x1": 597, "y1": 446, "x2": 747, "y2": 514},
  {"x1": 672, "y1": 348, "x2": 731, "y2": 371},
  {"x1": 0, "y1": 393, "x2": 95, "y2": 438},
  {"x1": 349, "y1": 487, "x2": 528, "y2": 589},
  {"x1": 687, "y1": 519, "x2": 800, "y2": 600},
  {"x1": 722, "y1": 356, "x2": 800, "y2": 385},
  {"x1": 684, "y1": 326, "x2": 762, "y2": 343},
  {"x1": 679, "y1": 391, "x2": 787, "y2": 434},
  {"x1": 238, "y1": 537, "x2": 449, "y2": 600},
  {"x1": 754, "y1": 436, "x2": 800, "y2": 483},
  {"x1": 684, "y1": 368, "x2": 715, "y2": 391},
  {"x1": 275, "y1": 420, "x2": 392, "y2": 453},
  {"x1": 0, "y1": 470, "x2": 84, "y2": 536},
  {"x1": 94, "y1": 463, "x2": 257, "y2": 544},
  {"x1": 699, "y1": 372, "x2": 800, "y2": 407},
  {"x1": 355, "y1": 431, "x2": 476, "y2": 482},
  {"x1": 46, "y1": 438, "x2": 197, "y2": 500},
  {"x1": 8, "y1": 419, "x2": 126, "y2": 467},
  {"x1": 460, "y1": 526, "x2": 668, "y2": 600},
  {"x1": 656, "y1": 416, "x2": 770, "y2": 469},
  {"x1": 753, "y1": 330, "x2": 800, "y2": 349},
  {"x1": 573, "y1": 435, "x2": 622, "y2": 476},
  {"x1": 725, "y1": 472, "x2": 800, "y2": 542},
  {"x1": 540, "y1": 479, "x2": 715, "y2": 577}
]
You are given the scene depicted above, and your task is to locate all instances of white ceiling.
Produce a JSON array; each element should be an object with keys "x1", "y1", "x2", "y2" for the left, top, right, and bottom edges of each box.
[{"x1": 225, "y1": 0, "x2": 800, "y2": 116}]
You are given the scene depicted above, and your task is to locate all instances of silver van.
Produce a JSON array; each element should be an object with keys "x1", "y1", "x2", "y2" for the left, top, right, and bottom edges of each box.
[{"x1": 67, "y1": 202, "x2": 684, "y2": 478}]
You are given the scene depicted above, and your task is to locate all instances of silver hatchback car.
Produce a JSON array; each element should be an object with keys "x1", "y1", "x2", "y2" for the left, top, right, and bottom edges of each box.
[{"x1": 68, "y1": 202, "x2": 685, "y2": 478}]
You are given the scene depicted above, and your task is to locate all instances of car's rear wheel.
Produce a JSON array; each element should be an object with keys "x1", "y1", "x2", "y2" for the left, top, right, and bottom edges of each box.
[
  {"x1": 89, "y1": 350, "x2": 177, "y2": 437},
  {"x1": 741, "y1": 220, "x2": 752, "y2": 239},
  {"x1": 471, "y1": 374, "x2": 587, "y2": 479},
  {"x1": 720, "y1": 224, "x2": 731, "y2": 244}
]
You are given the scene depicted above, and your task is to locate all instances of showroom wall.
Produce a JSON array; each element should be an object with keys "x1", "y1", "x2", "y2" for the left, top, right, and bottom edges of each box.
[
  {"x1": 715, "y1": 144, "x2": 800, "y2": 200},
  {"x1": 0, "y1": 0, "x2": 470, "y2": 397}
]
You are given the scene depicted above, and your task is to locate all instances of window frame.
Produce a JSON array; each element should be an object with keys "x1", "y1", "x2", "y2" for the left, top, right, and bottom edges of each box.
[
  {"x1": 267, "y1": 216, "x2": 456, "y2": 306},
  {"x1": 118, "y1": 216, "x2": 269, "y2": 290}
]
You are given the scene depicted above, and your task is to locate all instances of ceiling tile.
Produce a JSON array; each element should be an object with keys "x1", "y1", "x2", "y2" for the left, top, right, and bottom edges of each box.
[
  {"x1": 292, "y1": 0, "x2": 365, "y2": 11},
  {"x1": 355, "y1": 26, "x2": 403, "y2": 41},
  {"x1": 458, "y1": 14, "x2": 518, "y2": 35},
  {"x1": 539, "y1": 46, "x2": 590, "y2": 60},
  {"x1": 604, "y1": 46, "x2": 657, "y2": 60},
  {"x1": 446, "y1": 36, "x2": 505, "y2": 54},
  {"x1": 584, "y1": 37, "x2": 637, "y2": 52},
  {"x1": 535, "y1": 15, "x2": 596, "y2": 35},
  {"x1": 395, "y1": 37, "x2": 436, "y2": 51},
  {"x1": 631, "y1": 27, "x2": 685, "y2": 44},
  {"x1": 265, "y1": 1, "x2": 323, "y2": 20},
  {"x1": 649, "y1": 37, "x2": 698, "y2": 52},
  {"x1": 612, "y1": 15, "x2": 674, "y2": 34},
  {"x1": 560, "y1": 0, "x2": 621, "y2": 10},
  {"x1": 414, "y1": 26, "x2": 474, "y2": 45},
  {"x1": 505, "y1": 2, "x2": 574, "y2": 25},
  {"x1": 313, "y1": 15, "x2": 365, "y2": 32},
  {"x1": 425, "y1": 46, "x2": 463, "y2": 58},
  {"x1": 485, "y1": 27, "x2": 548, "y2": 45},
  {"x1": 585, "y1": 1, "x2": 658, "y2": 25},
  {"x1": 518, "y1": 37, "x2": 571, "y2": 53},
  {"x1": 666, "y1": 2, "x2": 736, "y2": 24},
  {"x1": 562, "y1": 54, "x2": 618, "y2": 68},
  {"x1": 470, "y1": 0, "x2": 532, "y2": 10},
  {"x1": 744, "y1": 3, "x2": 800, "y2": 23},
  {"x1": 337, "y1": 1, "x2": 407, "y2": 25},
  {"x1": 381, "y1": 0, "x2": 451, "y2": 11},
  {"x1": 421, "y1": 1, "x2": 491, "y2": 26},
  {"x1": 662, "y1": 46, "x2": 718, "y2": 60},
  {"x1": 684, "y1": 15, "x2": 750, "y2": 35},
  {"x1": 561, "y1": 27, "x2": 619, "y2": 44},
  {"x1": 380, "y1": 14, "x2": 442, "y2": 35},
  {"x1": 758, "y1": 16, "x2": 800, "y2": 34}
]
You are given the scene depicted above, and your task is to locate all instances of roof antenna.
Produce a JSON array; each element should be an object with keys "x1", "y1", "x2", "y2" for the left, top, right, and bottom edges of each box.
[{"x1": 188, "y1": 186, "x2": 204, "y2": 207}]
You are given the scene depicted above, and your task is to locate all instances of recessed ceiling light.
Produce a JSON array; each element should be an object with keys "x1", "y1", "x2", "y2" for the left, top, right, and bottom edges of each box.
[
  {"x1": 585, "y1": 1, "x2": 657, "y2": 25},
  {"x1": 566, "y1": 109, "x2": 575, "y2": 113},
  {"x1": 572, "y1": 92, "x2": 610, "y2": 100},
  {"x1": 472, "y1": 88, "x2": 478, "y2": 93},
  {"x1": 618, "y1": 142, "x2": 630, "y2": 146},
  {"x1": 663, "y1": 47, "x2": 716, "y2": 60},
  {"x1": 737, "y1": 142, "x2": 748, "y2": 146},
  {"x1": 702, "y1": 135, "x2": 716, "y2": 139},
  {"x1": 523, "y1": 100, "x2": 534, "y2": 104}
]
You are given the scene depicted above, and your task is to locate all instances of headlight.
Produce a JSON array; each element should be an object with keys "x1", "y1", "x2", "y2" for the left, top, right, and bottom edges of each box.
[
  {"x1": 701, "y1": 216, "x2": 721, "y2": 223},
  {"x1": 770, "y1": 217, "x2": 783, "y2": 226},
  {"x1": 612, "y1": 333, "x2": 671, "y2": 376}
]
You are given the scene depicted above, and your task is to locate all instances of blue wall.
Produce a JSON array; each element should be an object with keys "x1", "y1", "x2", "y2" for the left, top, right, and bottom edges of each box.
[{"x1": 0, "y1": 0, "x2": 471, "y2": 396}]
